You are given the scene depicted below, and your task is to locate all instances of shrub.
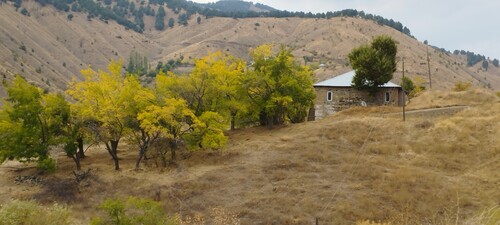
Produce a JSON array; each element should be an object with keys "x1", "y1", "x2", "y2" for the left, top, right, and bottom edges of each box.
[
  {"x1": 91, "y1": 197, "x2": 177, "y2": 225},
  {"x1": 36, "y1": 157, "x2": 57, "y2": 172},
  {"x1": 453, "y1": 81, "x2": 471, "y2": 92},
  {"x1": 0, "y1": 200, "x2": 70, "y2": 225},
  {"x1": 410, "y1": 75, "x2": 426, "y2": 97}
]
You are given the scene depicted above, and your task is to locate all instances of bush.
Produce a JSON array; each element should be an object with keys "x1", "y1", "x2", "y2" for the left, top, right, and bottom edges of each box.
[
  {"x1": 0, "y1": 200, "x2": 70, "y2": 225},
  {"x1": 36, "y1": 157, "x2": 57, "y2": 172},
  {"x1": 91, "y1": 197, "x2": 177, "y2": 225},
  {"x1": 453, "y1": 81, "x2": 471, "y2": 92}
]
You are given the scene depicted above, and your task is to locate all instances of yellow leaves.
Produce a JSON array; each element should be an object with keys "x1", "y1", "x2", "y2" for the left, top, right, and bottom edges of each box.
[
  {"x1": 189, "y1": 111, "x2": 228, "y2": 150},
  {"x1": 107, "y1": 59, "x2": 123, "y2": 78},
  {"x1": 137, "y1": 98, "x2": 195, "y2": 140},
  {"x1": 67, "y1": 60, "x2": 139, "y2": 139},
  {"x1": 250, "y1": 43, "x2": 273, "y2": 60}
]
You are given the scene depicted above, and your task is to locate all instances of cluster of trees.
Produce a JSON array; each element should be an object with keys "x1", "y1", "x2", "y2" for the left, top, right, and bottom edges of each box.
[
  {"x1": 0, "y1": 45, "x2": 315, "y2": 172},
  {"x1": 28, "y1": 0, "x2": 412, "y2": 36},
  {"x1": 126, "y1": 50, "x2": 149, "y2": 76},
  {"x1": 200, "y1": 0, "x2": 276, "y2": 13},
  {"x1": 453, "y1": 50, "x2": 490, "y2": 67}
]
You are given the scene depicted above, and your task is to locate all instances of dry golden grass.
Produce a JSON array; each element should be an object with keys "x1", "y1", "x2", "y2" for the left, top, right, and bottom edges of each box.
[
  {"x1": 407, "y1": 88, "x2": 499, "y2": 110},
  {"x1": 0, "y1": 91, "x2": 499, "y2": 225}
]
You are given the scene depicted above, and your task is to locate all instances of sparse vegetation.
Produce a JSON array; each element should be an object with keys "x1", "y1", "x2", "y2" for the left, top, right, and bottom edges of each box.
[
  {"x1": 90, "y1": 197, "x2": 175, "y2": 225},
  {"x1": 0, "y1": 200, "x2": 70, "y2": 225},
  {"x1": 453, "y1": 81, "x2": 472, "y2": 91}
]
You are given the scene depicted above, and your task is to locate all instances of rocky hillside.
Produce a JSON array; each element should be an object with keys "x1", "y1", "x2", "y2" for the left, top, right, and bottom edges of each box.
[{"x1": 1, "y1": 1, "x2": 499, "y2": 100}]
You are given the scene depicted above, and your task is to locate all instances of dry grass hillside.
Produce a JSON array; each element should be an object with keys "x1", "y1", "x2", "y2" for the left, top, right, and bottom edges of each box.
[
  {"x1": 0, "y1": 89, "x2": 498, "y2": 225},
  {"x1": 1, "y1": 0, "x2": 500, "y2": 101}
]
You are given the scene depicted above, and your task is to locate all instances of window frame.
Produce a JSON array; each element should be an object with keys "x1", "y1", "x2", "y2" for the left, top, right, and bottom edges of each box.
[
  {"x1": 385, "y1": 91, "x2": 390, "y2": 102},
  {"x1": 326, "y1": 91, "x2": 333, "y2": 102}
]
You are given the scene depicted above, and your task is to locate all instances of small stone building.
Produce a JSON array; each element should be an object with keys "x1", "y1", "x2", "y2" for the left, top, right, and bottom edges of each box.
[{"x1": 311, "y1": 70, "x2": 404, "y2": 120}]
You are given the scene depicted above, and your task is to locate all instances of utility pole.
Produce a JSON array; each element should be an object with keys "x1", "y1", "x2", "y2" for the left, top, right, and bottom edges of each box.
[
  {"x1": 426, "y1": 46, "x2": 432, "y2": 89},
  {"x1": 402, "y1": 57, "x2": 406, "y2": 122}
]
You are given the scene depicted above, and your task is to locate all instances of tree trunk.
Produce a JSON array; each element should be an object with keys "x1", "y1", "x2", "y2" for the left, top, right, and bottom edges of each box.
[
  {"x1": 77, "y1": 137, "x2": 85, "y2": 159},
  {"x1": 135, "y1": 146, "x2": 146, "y2": 170},
  {"x1": 72, "y1": 155, "x2": 81, "y2": 171},
  {"x1": 230, "y1": 112, "x2": 236, "y2": 130},
  {"x1": 106, "y1": 140, "x2": 120, "y2": 170},
  {"x1": 171, "y1": 148, "x2": 176, "y2": 161},
  {"x1": 135, "y1": 130, "x2": 151, "y2": 170}
]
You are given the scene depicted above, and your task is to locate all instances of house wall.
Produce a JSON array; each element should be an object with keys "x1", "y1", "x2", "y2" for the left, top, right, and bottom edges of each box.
[{"x1": 313, "y1": 87, "x2": 403, "y2": 120}]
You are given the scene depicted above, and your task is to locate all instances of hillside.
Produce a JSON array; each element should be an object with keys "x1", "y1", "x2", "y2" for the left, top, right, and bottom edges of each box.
[
  {"x1": 0, "y1": 89, "x2": 498, "y2": 224},
  {"x1": 1, "y1": 0, "x2": 500, "y2": 101}
]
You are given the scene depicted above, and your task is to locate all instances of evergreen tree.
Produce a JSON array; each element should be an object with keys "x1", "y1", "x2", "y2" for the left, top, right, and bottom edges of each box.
[
  {"x1": 493, "y1": 59, "x2": 499, "y2": 67},
  {"x1": 348, "y1": 36, "x2": 398, "y2": 95},
  {"x1": 155, "y1": 6, "x2": 166, "y2": 30},
  {"x1": 168, "y1": 18, "x2": 175, "y2": 28}
]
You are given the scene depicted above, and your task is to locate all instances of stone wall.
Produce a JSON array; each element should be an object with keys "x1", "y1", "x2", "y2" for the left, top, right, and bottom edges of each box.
[{"x1": 313, "y1": 87, "x2": 403, "y2": 120}]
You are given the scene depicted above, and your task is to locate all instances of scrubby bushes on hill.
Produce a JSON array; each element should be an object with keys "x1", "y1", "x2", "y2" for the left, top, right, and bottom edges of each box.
[{"x1": 29, "y1": 0, "x2": 413, "y2": 36}]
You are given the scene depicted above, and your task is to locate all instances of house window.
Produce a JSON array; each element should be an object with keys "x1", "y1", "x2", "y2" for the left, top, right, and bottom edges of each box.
[
  {"x1": 326, "y1": 91, "x2": 333, "y2": 101},
  {"x1": 385, "y1": 92, "x2": 390, "y2": 102}
]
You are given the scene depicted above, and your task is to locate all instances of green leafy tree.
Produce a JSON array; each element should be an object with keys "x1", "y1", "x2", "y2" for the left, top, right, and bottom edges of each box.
[
  {"x1": 401, "y1": 76, "x2": 415, "y2": 98},
  {"x1": 244, "y1": 44, "x2": 316, "y2": 126},
  {"x1": 348, "y1": 35, "x2": 398, "y2": 95},
  {"x1": 0, "y1": 76, "x2": 67, "y2": 169}
]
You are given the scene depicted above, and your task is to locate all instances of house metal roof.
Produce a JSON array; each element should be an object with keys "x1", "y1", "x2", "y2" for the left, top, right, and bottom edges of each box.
[{"x1": 313, "y1": 70, "x2": 401, "y2": 88}]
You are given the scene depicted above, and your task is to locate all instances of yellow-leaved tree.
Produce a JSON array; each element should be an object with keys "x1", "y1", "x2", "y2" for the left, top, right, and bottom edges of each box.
[
  {"x1": 157, "y1": 51, "x2": 249, "y2": 130},
  {"x1": 67, "y1": 61, "x2": 143, "y2": 170}
]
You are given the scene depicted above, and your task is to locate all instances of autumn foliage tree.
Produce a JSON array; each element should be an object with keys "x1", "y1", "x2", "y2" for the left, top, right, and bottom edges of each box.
[
  {"x1": 67, "y1": 61, "x2": 141, "y2": 170},
  {"x1": 156, "y1": 52, "x2": 248, "y2": 130}
]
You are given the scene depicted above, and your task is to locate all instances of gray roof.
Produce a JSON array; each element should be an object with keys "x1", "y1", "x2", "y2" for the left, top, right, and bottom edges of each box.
[{"x1": 314, "y1": 70, "x2": 401, "y2": 88}]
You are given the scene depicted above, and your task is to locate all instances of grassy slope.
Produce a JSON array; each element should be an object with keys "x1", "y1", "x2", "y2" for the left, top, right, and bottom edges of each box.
[{"x1": 0, "y1": 89, "x2": 498, "y2": 224}]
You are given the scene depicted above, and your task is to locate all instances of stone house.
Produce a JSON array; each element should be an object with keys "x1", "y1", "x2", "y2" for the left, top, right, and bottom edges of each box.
[{"x1": 311, "y1": 70, "x2": 404, "y2": 120}]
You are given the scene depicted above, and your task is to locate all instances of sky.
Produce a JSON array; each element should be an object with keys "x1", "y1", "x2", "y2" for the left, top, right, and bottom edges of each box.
[{"x1": 191, "y1": 0, "x2": 500, "y2": 60}]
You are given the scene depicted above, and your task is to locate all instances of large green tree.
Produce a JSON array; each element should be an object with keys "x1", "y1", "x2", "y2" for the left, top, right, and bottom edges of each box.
[
  {"x1": 245, "y1": 44, "x2": 316, "y2": 126},
  {"x1": 0, "y1": 76, "x2": 68, "y2": 169},
  {"x1": 348, "y1": 35, "x2": 398, "y2": 95}
]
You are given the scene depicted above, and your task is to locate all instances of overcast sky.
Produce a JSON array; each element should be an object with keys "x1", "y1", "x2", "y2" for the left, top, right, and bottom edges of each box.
[{"x1": 191, "y1": 0, "x2": 500, "y2": 60}]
